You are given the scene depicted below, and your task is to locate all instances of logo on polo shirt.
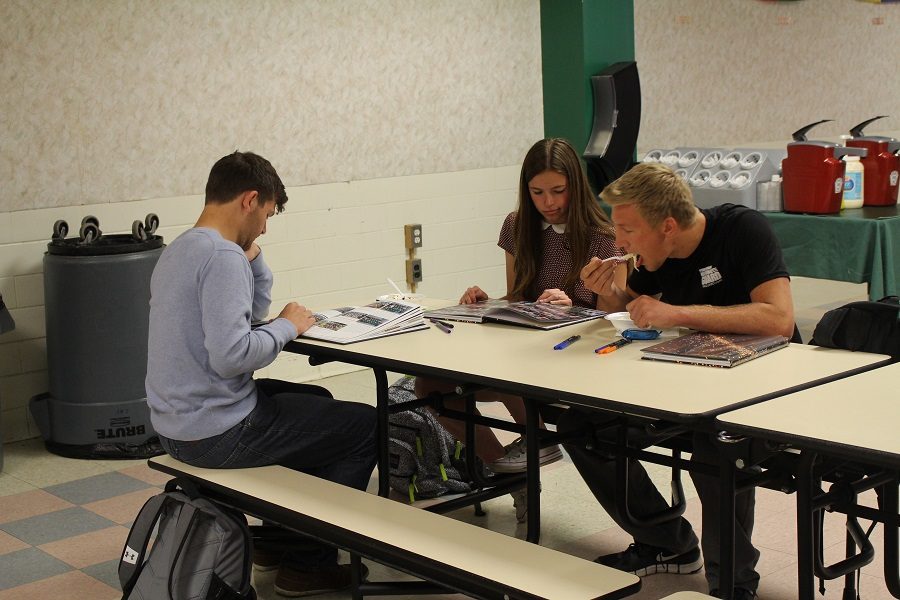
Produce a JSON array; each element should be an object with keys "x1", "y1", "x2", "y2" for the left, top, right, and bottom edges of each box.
[{"x1": 699, "y1": 266, "x2": 722, "y2": 288}]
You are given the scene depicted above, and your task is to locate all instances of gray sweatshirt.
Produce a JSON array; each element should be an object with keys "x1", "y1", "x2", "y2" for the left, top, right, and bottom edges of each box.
[{"x1": 146, "y1": 227, "x2": 297, "y2": 441}]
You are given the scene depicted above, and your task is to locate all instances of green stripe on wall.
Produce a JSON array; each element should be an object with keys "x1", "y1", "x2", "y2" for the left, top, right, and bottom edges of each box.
[{"x1": 540, "y1": 0, "x2": 635, "y2": 153}]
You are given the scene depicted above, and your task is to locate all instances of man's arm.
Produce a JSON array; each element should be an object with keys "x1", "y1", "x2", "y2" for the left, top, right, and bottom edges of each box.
[
  {"x1": 200, "y1": 250, "x2": 295, "y2": 378},
  {"x1": 247, "y1": 244, "x2": 273, "y2": 322},
  {"x1": 626, "y1": 277, "x2": 795, "y2": 338}
]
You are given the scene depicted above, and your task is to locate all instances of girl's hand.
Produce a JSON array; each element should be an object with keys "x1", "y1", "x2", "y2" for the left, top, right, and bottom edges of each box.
[
  {"x1": 460, "y1": 286, "x2": 488, "y2": 304},
  {"x1": 536, "y1": 288, "x2": 572, "y2": 306}
]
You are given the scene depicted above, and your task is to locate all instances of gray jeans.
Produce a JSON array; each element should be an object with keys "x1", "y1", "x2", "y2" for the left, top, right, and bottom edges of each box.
[{"x1": 557, "y1": 408, "x2": 759, "y2": 592}]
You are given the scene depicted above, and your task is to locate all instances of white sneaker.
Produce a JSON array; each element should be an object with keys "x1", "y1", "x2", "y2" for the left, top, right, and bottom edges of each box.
[
  {"x1": 489, "y1": 437, "x2": 563, "y2": 473},
  {"x1": 510, "y1": 482, "x2": 541, "y2": 524}
]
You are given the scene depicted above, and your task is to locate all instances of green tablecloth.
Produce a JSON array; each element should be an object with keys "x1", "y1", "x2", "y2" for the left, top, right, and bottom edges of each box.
[{"x1": 763, "y1": 205, "x2": 900, "y2": 300}]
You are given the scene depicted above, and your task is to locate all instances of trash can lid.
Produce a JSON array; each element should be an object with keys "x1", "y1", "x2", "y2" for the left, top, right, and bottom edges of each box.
[{"x1": 47, "y1": 234, "x2": 164, "y2": 256}]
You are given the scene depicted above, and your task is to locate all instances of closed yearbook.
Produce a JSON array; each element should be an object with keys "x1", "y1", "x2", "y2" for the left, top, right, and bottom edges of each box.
[{"x1": 640, "y1": 332, "x2": 789, "y2": 368}]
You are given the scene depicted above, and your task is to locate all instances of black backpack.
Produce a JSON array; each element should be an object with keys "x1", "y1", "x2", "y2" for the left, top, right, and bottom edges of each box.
[
  {"x1": 119, "y1": 478, "x2": 255, "y2": 600},
  {"x1": 810, "y1": 296, "x2": 900, "y2": 358}
]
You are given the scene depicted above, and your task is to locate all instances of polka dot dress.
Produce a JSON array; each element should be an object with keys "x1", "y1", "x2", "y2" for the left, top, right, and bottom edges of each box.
[{"x1": 497, "y1": 212, "x2": 621, "y2": 308}]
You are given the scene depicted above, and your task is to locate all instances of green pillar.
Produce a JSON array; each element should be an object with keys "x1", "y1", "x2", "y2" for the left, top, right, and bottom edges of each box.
[{"x1": 540, "y1": 0, "x2": 635, "y2": 153}]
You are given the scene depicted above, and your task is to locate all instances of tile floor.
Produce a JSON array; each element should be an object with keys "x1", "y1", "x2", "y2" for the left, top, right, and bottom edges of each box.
[{"x1": 1, "y1": 277, "x2": 893, "y2": 600}]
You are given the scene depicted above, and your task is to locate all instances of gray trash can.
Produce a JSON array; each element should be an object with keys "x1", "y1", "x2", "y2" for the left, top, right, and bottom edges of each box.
[
  {"x1": 30, "y1": 215, "x2": 166, "y2": 459},
  {"x1": 0, "y1": 293, "x2": 15, "y2": 471}
]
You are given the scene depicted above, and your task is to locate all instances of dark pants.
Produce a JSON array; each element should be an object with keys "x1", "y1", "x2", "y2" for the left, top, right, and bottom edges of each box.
[
  {"x1": 159, "y1": 378, "x2": 377, "y2": 569},
  {"x1": 557, "y1": 408, "x2": 760, "y2": 593}
]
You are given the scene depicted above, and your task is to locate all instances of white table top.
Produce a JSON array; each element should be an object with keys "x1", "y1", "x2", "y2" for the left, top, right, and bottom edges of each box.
[
  {"x1": 716, "y1": 362, "x2": 900, "y2": 467},
  {"x1": 287, "y1": 299, "x2": 890, "y2": 421}
]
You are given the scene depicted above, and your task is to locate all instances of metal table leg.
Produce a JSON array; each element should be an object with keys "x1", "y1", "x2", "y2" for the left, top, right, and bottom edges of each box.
[
  {"x1": 882, "y1": 478, "x2": 900, "y2": 598},
  {"x1": 796, "y1": 451, "x2": 817, "y2": 600},
  {"x1": 374, "y1": 368, "x2": 390, "y2": 497},
  {"x1": 719, "y1": 451, "x2": 737, "y2": 600},
  {"x1": 524, "y1": 397, "x2": 541, "y2": 544}
]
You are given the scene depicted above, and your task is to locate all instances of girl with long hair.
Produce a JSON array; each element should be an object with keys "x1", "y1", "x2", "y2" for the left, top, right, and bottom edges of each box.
[{"x1": 417, "y1": 138, "x2": 627, "y2": 521}]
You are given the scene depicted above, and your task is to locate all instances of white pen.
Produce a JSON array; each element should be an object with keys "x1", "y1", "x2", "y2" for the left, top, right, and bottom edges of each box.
[{"x1": 387, "y1": 278, "x2": 405, "y2": 295}]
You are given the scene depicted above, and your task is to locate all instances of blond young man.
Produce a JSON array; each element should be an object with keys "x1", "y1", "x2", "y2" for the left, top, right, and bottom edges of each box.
[{"x1": 559, "y1": 163, "x2": 798, "y2": 600}]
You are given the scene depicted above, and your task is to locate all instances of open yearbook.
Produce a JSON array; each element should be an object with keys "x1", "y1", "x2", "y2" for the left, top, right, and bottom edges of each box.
[
  {"x1": 640, "y1": 332, "x2": 790, "y2": 368},
  {"x1": 423, "y1": 299, "x2": 606, "y2": 331},
  {"x1": 300, "y1": 299, "x2": 427, "y2": 344}
]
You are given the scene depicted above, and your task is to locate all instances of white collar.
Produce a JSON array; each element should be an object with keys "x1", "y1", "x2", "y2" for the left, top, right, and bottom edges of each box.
[{"x1": 541, "y1": 220, "x2": 566, "y2": 234}]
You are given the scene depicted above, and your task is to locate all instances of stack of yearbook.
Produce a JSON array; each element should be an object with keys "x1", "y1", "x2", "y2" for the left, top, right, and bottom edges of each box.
[{"x1": 300, "y1": 299, "x2": 427, "y2": 344}]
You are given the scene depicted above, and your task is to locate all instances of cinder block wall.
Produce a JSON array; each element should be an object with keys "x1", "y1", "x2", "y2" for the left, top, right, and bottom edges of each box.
[{"x1": 0, "y1": 166, "x2": 520, "y2": 443}]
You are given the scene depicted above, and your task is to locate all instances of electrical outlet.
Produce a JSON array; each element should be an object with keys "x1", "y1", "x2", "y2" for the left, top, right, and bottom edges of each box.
[
  {"x1": 406, "y1": 258, "x2": 422, "y2": 284},
  {"x1": 404, "y1": 224, "x2": 423, "y2": 249}
]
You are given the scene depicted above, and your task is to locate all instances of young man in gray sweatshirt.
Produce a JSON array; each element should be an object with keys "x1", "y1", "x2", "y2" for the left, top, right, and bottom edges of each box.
[{"x1": 146, "y1": 151, "x2": 376, "y2": 597}]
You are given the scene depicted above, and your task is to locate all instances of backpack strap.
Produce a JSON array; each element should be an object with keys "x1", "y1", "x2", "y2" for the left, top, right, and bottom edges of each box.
[
  {"x1": 166, "y1": 502, "x2": 200, "y2": 600},
  {"x1": 120, "y1": 477, "x2": 203, "y2": 599},
  {"x1": 811, "y1": 308, "x2": 844, "y2": 348},
  {"x1": 165, "y1": 476, "x2": 202, "y2": 499},
  {"x1": 119, "y1": 491, "x2": 170, "y2": 597}
]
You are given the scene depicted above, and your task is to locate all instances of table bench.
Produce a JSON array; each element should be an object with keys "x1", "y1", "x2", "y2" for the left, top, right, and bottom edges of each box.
[{"x1": 148, "y1": 454, "x2": 640, "y2": 600}]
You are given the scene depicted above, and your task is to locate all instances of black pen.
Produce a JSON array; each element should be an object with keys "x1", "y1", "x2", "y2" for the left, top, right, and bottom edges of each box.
[
  {"x1": 430, "y1": 319, "x2": 453, "y2": 334},
  {"x1": 553, "y1": 334, "x2": 581, "y2": 350}
]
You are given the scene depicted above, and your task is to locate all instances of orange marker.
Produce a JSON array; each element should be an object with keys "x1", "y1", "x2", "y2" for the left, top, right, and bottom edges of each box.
[{"x1": 595, "y1": 338, "x2": 631, "y2": 354}]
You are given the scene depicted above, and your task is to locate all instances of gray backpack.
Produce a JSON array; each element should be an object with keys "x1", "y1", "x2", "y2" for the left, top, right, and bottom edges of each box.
[
  {"x1": 388, "y1": 376, "x2": 472, "y2": 501},
  {"x1": 118, "y1": 478, "x2": 255, "y2": 600}
]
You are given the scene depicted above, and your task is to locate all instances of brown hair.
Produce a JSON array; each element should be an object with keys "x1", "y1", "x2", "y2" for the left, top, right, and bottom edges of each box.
[
  {"x1": 599, "y1": 162, "x2": 696, "y2": 227},
  {"x1": 205, "y1": 151, "x2": 288, "y2": 214},
  {"x1": 510, "y1": 138, "x2": 615, "y2": 300}
]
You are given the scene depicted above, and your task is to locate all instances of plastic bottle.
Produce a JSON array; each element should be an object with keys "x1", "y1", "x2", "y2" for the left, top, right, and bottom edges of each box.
[
  {"x1": 764, "y1": 174, "x2": 783, "y2": 211},
  {"x1": 842, "y1": 156, "x2": 864, "y2": 210},
  {"x1": 756, "y1": 175, "x2": 783, "y2": 211}
]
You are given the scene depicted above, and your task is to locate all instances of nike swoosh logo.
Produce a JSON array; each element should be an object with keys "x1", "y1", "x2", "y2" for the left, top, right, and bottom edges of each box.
[{"x1": 657, "y1": 553, "x2": 681, "y2": 561}]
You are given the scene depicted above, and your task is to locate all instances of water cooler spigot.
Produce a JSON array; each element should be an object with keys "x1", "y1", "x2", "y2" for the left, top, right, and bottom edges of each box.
[
  {"x1": 791, "y1": 119, "x2": 834, "y2": 142},
  {"x1": 850, "y1": 115, "x2": 889, "y2": 139}
]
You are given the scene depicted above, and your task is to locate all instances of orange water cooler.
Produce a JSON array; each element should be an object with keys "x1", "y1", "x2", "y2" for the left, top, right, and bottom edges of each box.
[
  {"x1": 782, "y1": 120, "x2": 867, "y2": 214},
  {"x1": 845, "y1": 116, "x2": 900, "y2": 207}
]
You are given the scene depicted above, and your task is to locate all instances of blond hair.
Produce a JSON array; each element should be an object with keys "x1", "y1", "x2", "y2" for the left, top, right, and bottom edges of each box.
[{"x1": 600, "y1": 163, "x2": 697, "y2": 227}]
